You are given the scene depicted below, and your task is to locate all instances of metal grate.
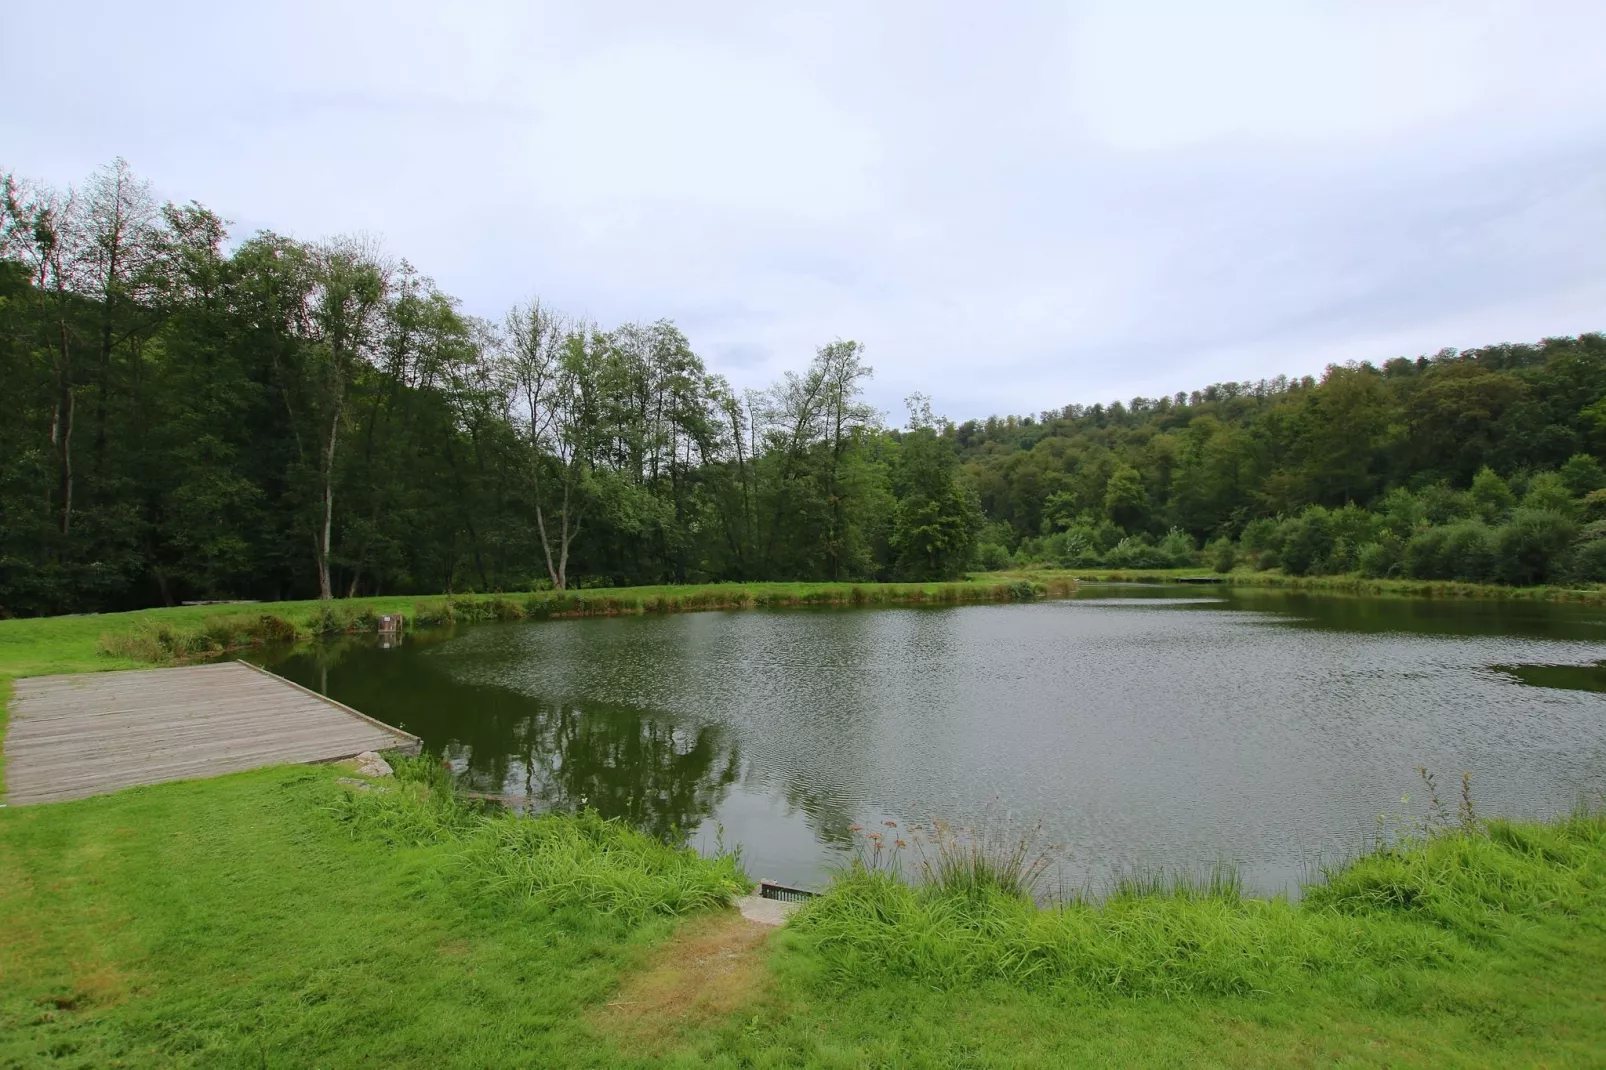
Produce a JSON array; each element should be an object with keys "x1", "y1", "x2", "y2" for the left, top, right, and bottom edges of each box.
[{"x1": 758, "y1": 879, "x2": 818, "y2": 902}]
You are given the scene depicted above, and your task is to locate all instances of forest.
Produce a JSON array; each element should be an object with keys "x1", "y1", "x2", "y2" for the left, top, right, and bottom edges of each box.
[{"x1": 3, "y1": 159, "x2": 1605, "y2": 615}]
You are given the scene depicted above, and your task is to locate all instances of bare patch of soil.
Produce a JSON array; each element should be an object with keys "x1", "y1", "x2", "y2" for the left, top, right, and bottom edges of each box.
[{"x1": 592, "y1": 909, "x2": 774, "y2": 1052}]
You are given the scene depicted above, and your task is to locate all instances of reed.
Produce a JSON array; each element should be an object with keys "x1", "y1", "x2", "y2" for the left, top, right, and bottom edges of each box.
[{"x1": 793, "y1": 785, "x2": 1606, "y2": 997}]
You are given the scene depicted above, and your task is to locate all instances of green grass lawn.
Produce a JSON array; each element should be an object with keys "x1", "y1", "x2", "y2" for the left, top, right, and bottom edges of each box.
[
  {"x1": 4, "y1": 762, "x2": 1604, "y2": 1068},
  {"x1": 0, "y1": 578, "x2": 1062, "y2": 681},
  {"x1": 5, "y1": 582, "x2": 1606, "y2": 1067}
]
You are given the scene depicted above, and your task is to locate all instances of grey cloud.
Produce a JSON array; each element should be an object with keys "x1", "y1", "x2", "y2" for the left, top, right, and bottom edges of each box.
[{"x1": 7, "y1": 0, "x2": 1604, "y2": 421}]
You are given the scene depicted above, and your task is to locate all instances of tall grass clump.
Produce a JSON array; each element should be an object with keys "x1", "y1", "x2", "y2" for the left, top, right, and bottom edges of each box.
[
  {"x1": 331, "y1": 752, "x2": 747, "y2": 924},
  {"x1": 790, "y1": 779, "x2": 1606, "y2": 997},
  {"x1": 97, "y1": 612, "x2": 303, "y2": 661}
]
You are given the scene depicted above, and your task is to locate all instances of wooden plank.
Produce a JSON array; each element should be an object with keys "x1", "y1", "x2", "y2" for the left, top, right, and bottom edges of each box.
[{"x1": 2, "y1": 661, "x2": 421, "y2": 806}]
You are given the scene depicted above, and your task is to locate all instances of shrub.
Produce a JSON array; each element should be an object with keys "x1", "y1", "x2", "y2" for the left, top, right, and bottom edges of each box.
[
  {"x1": 973, "y1": 541, "x2": 1012, "y2": 571},
  {"x1": 1469, "y1": 466, "x2": 1515, "y2": 523},
  {"x1": 254, "y1": 614, "x2": 298, "y2": 643},
  {"x1": 1439, "y1": 521, "x2": 1499, "y2": 582},
  {"x1": 1559, "y1": 453, "x2": 1606, "y2": 496},
  {"x1": 1240, "y1": 517, "x2": 1285, "y2": 556},
  {"x1": 1495, "y1": 508, "x2": 1578, "y2": 585},
  {"x1": 1375, "y1": 487, "x2": 1427, "y2": 539},
  {"x1": 1104, "y1": 535, "x2": 1172, "y2": 570},
  {"x1": 1207, "y1": 537, "x2": 1236, "y2": 573},
  {"x1": 1417, "y1": 483, "x2": 1475, "y2": 525},
  {"x1": 1356, "y1": 536, "x2": 1403, "y2": 578},
  {"x1": 1404, "y1": 521, "x2": 1496, "y2": 581},
  {"x1": 1155, "y1": 526, "x2": 1196, "y2": 567},
  {"x1": 1279, "y1": 508, "x2": 1335, "y2": 576},
  {"x1": 1558, "y1": 537, "x2": 1606, "y2": 584},
  {"x1": 1522, "y1": 472, "x2": 1577, "y2": 518}
]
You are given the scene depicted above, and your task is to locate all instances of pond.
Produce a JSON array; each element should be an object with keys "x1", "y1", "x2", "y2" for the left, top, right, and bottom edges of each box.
[{"x1": 259, "y1": 585, "x2": 1606, "y2": 895}]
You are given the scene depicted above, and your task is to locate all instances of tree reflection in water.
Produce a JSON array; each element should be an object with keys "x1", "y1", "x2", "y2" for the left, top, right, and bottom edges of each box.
[{"x1": 259, "y1": 636, "x2": 741, "y2": 844}]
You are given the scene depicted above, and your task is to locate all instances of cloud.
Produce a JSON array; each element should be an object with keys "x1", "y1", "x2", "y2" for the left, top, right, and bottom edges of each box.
[{"x1": 7, "y1": 0, "x2": 1604, "y2": 421}]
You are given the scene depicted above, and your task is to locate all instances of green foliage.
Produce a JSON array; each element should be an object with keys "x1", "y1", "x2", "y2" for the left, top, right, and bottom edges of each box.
[
  {"x1": 1207, "y1": 536, "x2": 1237, "y2": 573},
  {"x1": 7, "y1": 156, "x2": 1606, "y2": 612},
  {"x1": 1356, "y1": 534, "x2": 1404, "y2": 578},
  {"x1": 9, "y1": 764, "x2": 1606, "y2": 1067},
  {"x1": 1559, "y1": 453, "x2": 1606, "y2": 496},
  {"x1": 1279, "y1": 507, "x2": 1336, "y2": 576},
  {"x1": 334, "y1": 762, "x2": 748, "y2": 924},
  {"x1": 1523, "y1": 471, "x2": 1577, "y2": 518},
  {"x1": 1102, "y1": 463, "x2": 1148, "y2": 530},
  {"x1": 889, "y1": 427, "x2": 981, "y2": 580},
  {"x1": 792, "y1": 807, "x2": 1606, "y2": 998},
  {"x1": 1469, "y1": 466, "x2": 1515, "y2": 523},
  {"x1": 1495, "y1": 508, "x2": 1578, "y2": 586},
  {"x1": 1404, "y1": 521, "x2": 1498, "y2": 582},
  {"x1": 1560, "y1": 536, "x2": 1606, "y2": 583}
]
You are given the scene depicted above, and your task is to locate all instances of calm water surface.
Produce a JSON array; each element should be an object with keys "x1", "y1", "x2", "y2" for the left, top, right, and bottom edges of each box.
[{"x1": 262, "y1": 586, "x2": 1606, "y2": 894}]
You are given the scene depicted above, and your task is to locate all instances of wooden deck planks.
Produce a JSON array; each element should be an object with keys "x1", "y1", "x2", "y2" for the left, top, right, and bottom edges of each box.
[{"x1": 3, "y1": 661, "x2": 420, "y2": 806}]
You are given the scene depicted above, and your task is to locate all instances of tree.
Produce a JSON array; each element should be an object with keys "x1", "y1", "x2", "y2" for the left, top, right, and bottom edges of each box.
[
  {"x1": 305, "y1": 243, "x2": 387, "y2": 599},
  {"x1": 890, "y1": 395, "x2": 979, "y2": 580},
  {"x1": 816, "y1": 341, "x2": 876, "y2": 579},
  {"x1": 500, "y1": 301, "x2": 601, "y2": 591},
  {"x1": 1103, "y1": 463, "x2": 1147, "y2": 532}
]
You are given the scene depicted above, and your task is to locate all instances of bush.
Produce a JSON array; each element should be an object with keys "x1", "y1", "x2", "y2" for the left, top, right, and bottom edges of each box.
[
  {"x1": 1559, "y1": 453, "x2": 1605, "y2": 496},
  {"x1": 1207, "y1": 537, "x2": 1236, "y2": 573},
  {"x1": 1495, "y1": 508, "x2": 1578, "y2": 585},
  {"x1": 1155, "y1": 527, "x2": 1196, "y2": 567},
  {"x1": 1558, "y1": 537, "x2": 1606, "y2": 584},
  {"x1": 1417, "y1": 483, "x2": 1475, "y2": 525},
  {"x1": 1104, "y1": 535, "x2": 1172, "y2": 570},
  {"x1": 1375, "y1": 487, "x2": 1426, "y2": 539},
  {"x1": 973, "y1": 541, "x2": 1013, "y2": 571},
  {"x1": 1404, "y1": 521, "x2": 1497, "y2": 582},
  {"x1": 1583, "y1": 488, "x2": 1606, "y2": 523},
  {"x1": 1279, "y1": 508, "x2": 1335, "y2": 576},
  {"x1": 1240, "y1": 517, "x2": 1285, "y2": 556},
  {"x1": 1469, "y1": 467, "x2": 1515, "y2": 524},
  {"x1": 1356, "y1": 536, "x2": 1403, "y2": 578},
  {"x1": 1522, "y1": 472, "x2": 1577, "y2": 519}
]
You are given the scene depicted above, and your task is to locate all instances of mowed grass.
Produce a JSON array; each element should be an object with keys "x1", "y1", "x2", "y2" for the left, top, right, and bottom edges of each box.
[{"x1": 0, "y1": 761, "x2": 748, "y2": 1069}]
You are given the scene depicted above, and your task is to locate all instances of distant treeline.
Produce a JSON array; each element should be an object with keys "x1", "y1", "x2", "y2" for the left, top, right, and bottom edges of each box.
[
  {"x1": 963, "y1": 335, "x2": 1606, "y2": 584},
  {"x1": 3, "y1": 160, "x2": 1604, "y2": 615}
]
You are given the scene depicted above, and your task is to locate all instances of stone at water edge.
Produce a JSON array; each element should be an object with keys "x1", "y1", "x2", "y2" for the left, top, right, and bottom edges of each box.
[
  {"x1": 736, "y1": 895, "x2": 799, "y2": 927},
  {"x1": 352, "y1": 751, "x2": 394, "y2": 778}
]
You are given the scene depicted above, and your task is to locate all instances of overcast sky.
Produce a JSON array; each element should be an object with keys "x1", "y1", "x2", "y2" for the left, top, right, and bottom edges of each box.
[{"x1": 9, "y1": 1, "x2": 1606, "y2": 421}]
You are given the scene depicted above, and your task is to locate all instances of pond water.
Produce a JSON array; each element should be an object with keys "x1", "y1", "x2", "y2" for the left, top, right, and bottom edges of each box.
[{"x1": 260, "y1": 585, "x2": 1606, "y2": 895}]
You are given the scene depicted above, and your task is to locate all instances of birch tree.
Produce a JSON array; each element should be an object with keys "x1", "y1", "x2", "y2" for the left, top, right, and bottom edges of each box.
[{"x1": 502, "y1": 299, "x2": 598, "y2": 590}]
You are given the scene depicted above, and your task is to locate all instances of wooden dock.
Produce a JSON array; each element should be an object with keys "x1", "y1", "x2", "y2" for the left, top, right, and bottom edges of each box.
[{"x1": 2, "y1": 661, "x2": 421, "y2": 806}]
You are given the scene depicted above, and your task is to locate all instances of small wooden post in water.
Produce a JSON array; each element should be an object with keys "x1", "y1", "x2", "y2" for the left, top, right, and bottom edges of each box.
[{"x1": 377, "y1": 613, "x2": 404, "y2": 648}]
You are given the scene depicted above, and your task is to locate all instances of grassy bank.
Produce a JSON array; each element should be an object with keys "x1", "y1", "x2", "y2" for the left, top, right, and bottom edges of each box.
[
  {"x1": 6, "y1": 755, "x2": 1606, "y2": 1066},
  {"x1": 7, "y1": 576, "x2": 1606, "y2": 1064},
  {"x1": 0, "y1": 758, "x2": 748, "y2": 1067},
  {"x1": 1000, "y1": 566, "x2": 1606, "y2": 604},
  {"x1": 0, "y1": 578, "x2": 1070, "y2": 677}
]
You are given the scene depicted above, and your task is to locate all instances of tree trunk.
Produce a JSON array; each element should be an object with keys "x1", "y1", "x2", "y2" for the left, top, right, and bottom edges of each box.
[
  {"x1": 317, "y1": 410, "x2": 339, "y2": 599},
  {"x1": 53, "y1": 331, "x2": 74, "y2": 537}
]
